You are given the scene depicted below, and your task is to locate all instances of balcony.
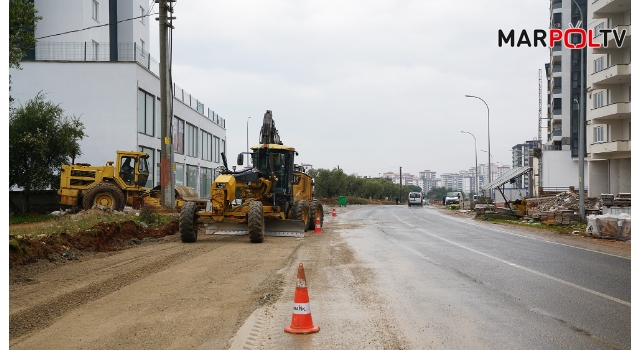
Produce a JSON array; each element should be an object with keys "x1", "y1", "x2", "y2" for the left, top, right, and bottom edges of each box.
[
  {"x1": 590, "y1": 140, "x2": 631, "y2": 155},
  {"x1": 591, "y1": 64, "x2": 631, "y2": 86},
  {"x1": 593, "y1": 25, "x2": 631, "y2": 52},
  {"x1": 590, "y1": 102, "x2": 631, "y2": 121},
  {"x1": 592, "y1": 0, "x2": 631, "y2": 19},
  {"x1": 552, "y1": 129, "x2": 563, "y2": 141}
]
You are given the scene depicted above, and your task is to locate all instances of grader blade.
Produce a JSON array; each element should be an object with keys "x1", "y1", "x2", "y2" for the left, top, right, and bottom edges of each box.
[
  {"x1": 205, "y1": 219, "x2": 305, "y2": 237},
  {"x1": 264, "y1": 219, "x2": 306, "y2": 237}
]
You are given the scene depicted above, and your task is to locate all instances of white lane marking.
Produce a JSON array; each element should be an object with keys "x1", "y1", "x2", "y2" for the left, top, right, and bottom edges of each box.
[
  {"x1": 423, "y1": 208, "x2": 630, "y2": 260},
  {"x1": 391, "y1": 211, "x2": 631, "y2": 308}
]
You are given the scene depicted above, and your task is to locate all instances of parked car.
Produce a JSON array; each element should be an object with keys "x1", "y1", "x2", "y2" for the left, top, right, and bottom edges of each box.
[
  {"x1": 444, "y1": 191, "x2": 462, "y2": 205},
  {"x1": 408, "y1": 192, "x2": 424, "y2": 207}
]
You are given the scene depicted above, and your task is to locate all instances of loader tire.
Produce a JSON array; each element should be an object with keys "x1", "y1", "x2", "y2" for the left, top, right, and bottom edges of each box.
[
  {"x1": 82, "y1": 183, "x2": 125, "y2": 211},
  {"x1": 248, "y1": 201, "x2": 265, "y2": 243},
  {"x1": 179, "y1": 201, "x2": 198, "y2": 243},
  {"x1": 293, "y1": 200, "x2": 310, "y2": 232}
]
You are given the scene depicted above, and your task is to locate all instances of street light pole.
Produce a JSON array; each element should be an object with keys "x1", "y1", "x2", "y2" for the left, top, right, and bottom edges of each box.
[
  {"x1": 572, "y1": 0, "x2": 586, "y2": 220},
  {"x1": 246, "y1": 116, "x2": 251, "y2": 167},
  {"x1": 461, "y1": 131, "x2": 479, "y2": 196},
  {"x1": 465, "y1": 95, "x2": 491, "y2": 191}
]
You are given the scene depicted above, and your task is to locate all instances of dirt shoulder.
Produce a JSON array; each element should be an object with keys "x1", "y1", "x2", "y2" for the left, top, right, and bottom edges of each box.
[{"x1": 9, "y1": 230, "x2": 304, "y2": 349}]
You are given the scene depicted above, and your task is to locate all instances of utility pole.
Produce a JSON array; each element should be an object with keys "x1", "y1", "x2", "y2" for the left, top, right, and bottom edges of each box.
[
  {"x1": 570, "y1": 0, "x2": 585, "y2": 219},
  {"x1": 399, "y1": 167, "x2": 403, "y2": 202},
  {"x1": 157, "y1": 0, "x2": 176, "y2": 208}
]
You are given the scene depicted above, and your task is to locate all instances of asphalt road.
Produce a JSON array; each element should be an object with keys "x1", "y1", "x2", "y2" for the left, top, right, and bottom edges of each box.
[{"x1": 332, "y1": 205, "x2": 631, "y2": 349}]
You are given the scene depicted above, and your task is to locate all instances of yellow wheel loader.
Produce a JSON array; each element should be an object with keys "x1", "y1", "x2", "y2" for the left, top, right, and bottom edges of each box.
[
  {"x1": 179, "y1": 110, "x2": 322, "y2": 243},
  {"x1": 58, "y1": 150, "x2": 206, "y2": 211}
]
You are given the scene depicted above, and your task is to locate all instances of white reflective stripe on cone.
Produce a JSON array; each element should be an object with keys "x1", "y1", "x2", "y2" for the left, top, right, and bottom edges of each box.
[{"x1": 292, "y1": 303, "x2": 311, "y2": 314}]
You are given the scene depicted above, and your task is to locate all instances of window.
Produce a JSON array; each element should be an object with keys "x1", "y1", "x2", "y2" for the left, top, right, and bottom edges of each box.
[
  {"x1": 186, "y1": 165, "x2": 198, "y2": 190},
  {"x1": 139, "y1": 146, "x2": 155, "y2": 188},
  {"x1": 92, "y1": 1, "x2": 99, "y2": 21},
  {"x1": 186, "y1": 123, "x2": 198, "y2": 157},
  {"x1": 200, "y1": 167, "x2": 212, "y2": 198},
  {"x1": 221, "y1": 139, "x2": 226, "y2": 161},
  {"x1": 172, "y1": 117, "x2": 184, "y2": 154},
  {"x1": 156, "y1": 149, "x2": 161, "y2": 187},
  {"x1": 92, "y1": 41, "x2": 99, "y2": 60},
  {"x1": 594, "y1": 91, "x2": 604, "y2": 108},
  {"x1": 213, "y1": 136, "x2": 220, "y2": 162},
  {"x1": 552, "y1": 12, "x2": 562, "y2": 28},
  {"x1": 140, "y1": 6, "x2": 145, "y2": 24},
  {"x1": 594, "y1": 22, "x2": 605, "y2": 37},
  {"x1": 594, "y1": 57, "x2": 604, "y2": 73},
  {"x1": 175, "y1": 163, "x2": 184, "y2": 186},
  {"x1": 201, "y1": 130, "x2": 212, "y2": 161},
  {"x1": 553, "y1": 77, "x2": 562, "y2": 88},
  {"x1": 137, "y1": 90, "x2": 155, "y2": 136},
  {"x1": 553, "y1": 98, "x2": 562, "y2": 114},
  {"x1": 594, "y1": 125, "x2": 605, "y2": 143}
]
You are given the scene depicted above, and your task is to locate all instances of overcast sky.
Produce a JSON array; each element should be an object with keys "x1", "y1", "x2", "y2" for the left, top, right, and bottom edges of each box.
[{"x1": 149, "y1": 0, "x2": 550, "y2": 178}]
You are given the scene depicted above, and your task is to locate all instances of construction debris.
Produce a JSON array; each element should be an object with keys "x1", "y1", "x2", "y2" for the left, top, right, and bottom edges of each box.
[{"x1": 528, "y1": 191, "x2": 601, "y2": 212}]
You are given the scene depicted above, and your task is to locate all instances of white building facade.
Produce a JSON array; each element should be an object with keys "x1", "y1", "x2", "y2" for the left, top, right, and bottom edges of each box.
[
  {"x1": 542, "y1": 0, "x2": 588, "y2": 190},
  {"x1": 586, "y1": 0, "x2": 631, "y2": 196},
  {"x1": 11, "y1": 0, "x2": 227, "y2": 199}
]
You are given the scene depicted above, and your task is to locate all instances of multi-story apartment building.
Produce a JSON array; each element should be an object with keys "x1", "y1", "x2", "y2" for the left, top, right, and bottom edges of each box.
[
  {"x1": 418, "y1": 170, "x2": 437, "y2": 194},
  {"x1": 511, "y1": 140, "x2": 537, "y2": 190},
  {"x1": 542, "y1": 0, "x2": 588, "y2": 189},
  {"x1": 586, "y1": 0, "x2": 631, "y2": 196},
  {"x1": 10, "y1": 0, "x2": 226, "y2": 199}
]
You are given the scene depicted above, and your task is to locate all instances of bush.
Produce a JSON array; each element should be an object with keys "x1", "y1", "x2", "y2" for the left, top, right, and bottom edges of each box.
[{"x1": 136, "y1": 206, "x2": 173, "y2": 227}]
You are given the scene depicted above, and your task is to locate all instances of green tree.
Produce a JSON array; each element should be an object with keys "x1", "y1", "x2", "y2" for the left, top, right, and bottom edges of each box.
[
  {"x1": 9, "y1": 93, "x2": 85, "y2": 213},
  {"x1": 426, "y1": 186, "x2": 452, "y2": 201},
  {"x1": 345, "y1": 175, "x2": 365, "y2": 196},
  {"x1": 309, "y1": 168, "x2": 347, "y2": 198},
  {"x1": 407, "y1": 185, "x2": 422, "y2": 193},
  {"x1": 9, "y1": 0, "x2": 41, "y2": 69}
]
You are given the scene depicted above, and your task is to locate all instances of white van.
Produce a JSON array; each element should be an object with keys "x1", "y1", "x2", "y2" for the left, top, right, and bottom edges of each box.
[{"x1": 408, "y1": 192, "x2": 423, "y2": 207}]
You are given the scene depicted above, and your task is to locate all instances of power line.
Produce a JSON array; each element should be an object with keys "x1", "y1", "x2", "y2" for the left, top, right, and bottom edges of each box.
[{"x1": 36, "y1": 12, "x2": 158, "y2": 40}]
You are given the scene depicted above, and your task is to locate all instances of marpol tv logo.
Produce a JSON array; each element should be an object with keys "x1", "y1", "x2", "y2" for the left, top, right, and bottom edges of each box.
[{"x1": 498, "y1": 23, "x2": 627, "y2": 49}]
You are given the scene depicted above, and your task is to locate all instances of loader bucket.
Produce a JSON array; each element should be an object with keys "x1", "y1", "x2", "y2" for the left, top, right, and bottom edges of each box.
[{"x1": 205, "y1": 219, "x2": 306, "y2": 238}]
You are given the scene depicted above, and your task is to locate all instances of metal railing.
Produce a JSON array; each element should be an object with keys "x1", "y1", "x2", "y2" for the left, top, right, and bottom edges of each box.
[{"x1": 30, "y1": 41, "x2": 226, "y2": 129}]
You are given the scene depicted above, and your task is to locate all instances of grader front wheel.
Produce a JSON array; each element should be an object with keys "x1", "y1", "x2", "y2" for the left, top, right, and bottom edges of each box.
[
  {"x1": 248, "y1": 201, "x2": 265, "y2": 243},
  {"x1": 179, "y1": 201, "x2": 198, "y2": 243}
]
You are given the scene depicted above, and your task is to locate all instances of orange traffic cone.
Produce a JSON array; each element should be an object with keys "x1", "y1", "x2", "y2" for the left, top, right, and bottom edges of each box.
[
  {"x1": 284, "y1": 262, "x2": 320, "y2": 334},
  {"x1": 314, "y1": 214, "x2": 322, "y2": 233},
  {"x1": 332, "y1": 208, "x2": 337, "y2": 217}
]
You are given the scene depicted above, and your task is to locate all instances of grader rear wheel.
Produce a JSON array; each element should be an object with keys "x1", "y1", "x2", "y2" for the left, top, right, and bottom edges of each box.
[
  {"x1": 308, "y1": 199, "x2": 324, "y2": 230},
  {"x1": 179, "y1": 201, "x2": 198, "y2": 243},
  {"x1": 248, "y1": 201, "x2": 265, "y2": 243}
]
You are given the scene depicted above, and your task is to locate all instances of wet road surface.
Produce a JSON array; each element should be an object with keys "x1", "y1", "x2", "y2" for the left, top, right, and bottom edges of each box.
[
  {"x1": 231, "y1": 205, "x2": 630, "y2": 349},
  {"x1": 337, "y1": 205, "x2": 631, "y2": 349}
]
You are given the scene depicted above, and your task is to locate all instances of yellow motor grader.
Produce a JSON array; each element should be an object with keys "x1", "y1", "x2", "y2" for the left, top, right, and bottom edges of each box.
[
  {"x1": 58, "y1": 150, "x2": 206, "y2": 211},
  {"x1": 179, "y1": 110, "x2": 322, "y2": 243}
]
